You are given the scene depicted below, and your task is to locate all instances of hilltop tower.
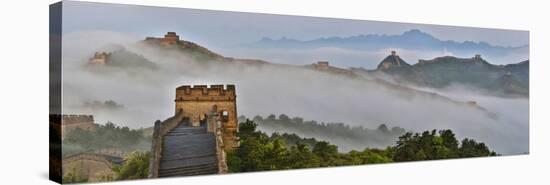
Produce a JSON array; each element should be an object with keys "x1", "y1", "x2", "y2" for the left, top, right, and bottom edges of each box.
[
  {"x1": 391, "y1": 51, "x2": 401, "y2": 66},
  {"x1": 61, "y1": 115, "x2": 95, "y2": 140},
  {"x1": 315, "y1": 61, "x2": 330, "y2": 70},
  {"x1": 160, "y1": 32, "x2": 180, "y2": 46},
  {"x1": 378, "y1": 50, "x2": 405, "y2": 69},
  {"x1": 174, "y1": 84, "x2": 238, "y2": 149},
  {"x1": 89, "y1": 52, "x2": 111, "y2": 65},
  {"x1": 474, "y1": 54, "x2": 482, "y2": 60}
]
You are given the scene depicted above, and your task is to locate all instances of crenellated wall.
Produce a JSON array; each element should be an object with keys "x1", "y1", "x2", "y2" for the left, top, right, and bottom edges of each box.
[
  {"x1": 174, "y1": 84, "x2": 239, "y2": 150},
  {"x1": 208, "y1": 111, "x2": 228, "y2": 173},
  {"x1": 62, "y1": 115, "x2": 93, "y2": 125},
  {"x1": 148, "y1": 84, "x2": 239, "y2": 178},
  {"x1": 89, "y1": 52, "x2": 111, "y2": 64},
  {"x1": 144, "y1": 32, "x2": 181, "y2": 46},
  {"x1": 62, "y1": 153, "x2": 123, "y2": 182},
  {"x1": 175, "y1": 84, "x2": 236, "y2": 101},
  {"x1": 61, "y1": 115, "x2": 95, "y2": 140}
]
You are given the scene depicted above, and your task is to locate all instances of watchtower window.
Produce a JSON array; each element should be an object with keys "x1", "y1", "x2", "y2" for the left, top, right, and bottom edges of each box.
[
  {"x1": 221, "y1": 111, "x2": 229, "y2": 122},
  {"x1": 200, "y1": 113, "x2": 208, "y2": 126}
]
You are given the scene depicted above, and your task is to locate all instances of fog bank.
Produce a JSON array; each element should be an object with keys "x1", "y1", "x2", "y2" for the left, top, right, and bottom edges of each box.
[{"x1": 61, "y1": 31, "x2": 529, "y2": 155}]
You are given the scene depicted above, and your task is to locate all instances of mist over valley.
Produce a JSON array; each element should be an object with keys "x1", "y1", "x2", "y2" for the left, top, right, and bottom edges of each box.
[{"x1": 60, "y1": 31, "x2": 529, "y2": 155}]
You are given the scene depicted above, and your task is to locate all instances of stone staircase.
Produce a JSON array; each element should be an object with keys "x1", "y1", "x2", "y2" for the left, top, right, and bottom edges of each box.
[{"x1": 158, "y1": 122, "x2": 219, "y2": 177}]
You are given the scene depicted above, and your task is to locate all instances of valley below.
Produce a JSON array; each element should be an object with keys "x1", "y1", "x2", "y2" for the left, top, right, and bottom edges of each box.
[{"x1": 61, "y1": 31, "x2": 529, "y2": 155}]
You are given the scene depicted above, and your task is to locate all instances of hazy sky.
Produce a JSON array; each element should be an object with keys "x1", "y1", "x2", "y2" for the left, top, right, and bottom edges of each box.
[
  {"x1": 60, "y1": 30, "x2": 529, "y2": 154},
  {"x1": 63, "y1": 1, "x2": 529, "y2": 50},
  {"x1": 58, "y1": 2, "x2": 530, "y2": 154}
]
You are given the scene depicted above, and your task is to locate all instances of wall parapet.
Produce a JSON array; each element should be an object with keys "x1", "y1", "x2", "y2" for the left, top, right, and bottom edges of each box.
[
  {"x1": 148, "y1": 110, "x2": 188, "y2": 178},
  {"x1": 175, "y1": 84, "x2": 236, "y2": 102},
  {"x1": 63, "y1": 153, "x2": 123, "y2": 168},
  {"x1": 61, "y1": 115, "x2": 94, "y2": 125},
  {"x1": 208, "y1": 111, "x2": 228, "y2": 174}
]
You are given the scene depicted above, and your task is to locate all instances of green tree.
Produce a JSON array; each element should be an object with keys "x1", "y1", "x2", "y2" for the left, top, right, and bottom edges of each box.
[
  {"x1": 312, "y1": 141, "x2": 339, "y2": 166},
  {"x1": 62, "y1": 172, "x2": 88, "y2": 184},
  {"x1": 414, "y1": 149, "x2": 427, "y2": 160},
  {"x1": 112, "y1": 151, "x2": 150, "y2": 180},
  {"x1": 238, "y1": 119, "x2": 258, "y2": 139},
  {"x1": 62, "y1": 121, "x2": 150, "y2": 157},
  {"x1": 228, "y1": 118, "x2": 498, "y2": 173},
  {"x1": 439, "y1": 129, "x2": 459, "y2": 158},
  {"x1": 458, "y1": 138, "x2": 497, "y2": 157},
  {"x1": 226, "y1": 150, "x2": 242, "y2": 172},
  {"x1": 393, "y1": 129, "x2": 495, "y2": 162},
  {"x1": 393, "y1": 132, "x2": 416, "y2": 161},
  {"x1": 361, "y1": 149, "x2": 393, "y2": 164},
  {"x1": 263, "y1": 139, "x2": 289, "y2": 170},
  {"x1": 287, "y1": 143, "x2": 320, "y2": 168},
  {"x1": 377, "y1": 124, "x2": 389, "y2": 133},
  {"x1": 232, "y1": 132, "x2": 270, "y2": 172}
]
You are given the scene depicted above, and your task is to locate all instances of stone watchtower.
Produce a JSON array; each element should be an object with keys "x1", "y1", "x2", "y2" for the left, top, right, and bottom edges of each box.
[
  {"x1": 89, "y1": 52, "x2": 111, "y2": 65},
  {"x1": 474, "y1": 54, "x2": 482, "y2": 60},
  {"x1": 175, "y1": 85, "x2": 239, "y2": 149},
  {"x1": 160, "y1": 32, "x2": 180, "y2": 46},
  {"x1": 315, "y1": 61, "x2": 330, "y2": 70}
]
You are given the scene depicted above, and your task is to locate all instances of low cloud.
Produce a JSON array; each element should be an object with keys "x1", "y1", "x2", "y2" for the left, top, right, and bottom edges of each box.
[
  {"x1": 218, "y1": 46, "x2": 528, "y2": 69},
  {"x1": 82, "y1": 100, "x2": 124, "y2": 110},
  {"x1": 60, "y1": 31, "x2": 528, "y2": 155}
]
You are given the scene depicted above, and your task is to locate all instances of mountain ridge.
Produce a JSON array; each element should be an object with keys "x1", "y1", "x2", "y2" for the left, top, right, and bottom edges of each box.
[
  {"x1": 251, "y1": 29, "x2": 528, "y2": 61},
  {"x1": 371, "y1": 52, "x2": 529, "y2": 97},
  {"x1": 133, "y1": 34, "x2": 506, "y2": 113},
  {"x1": 89, "y1": 32, "x2": 528, "y2": 107},
  {"x1": 255, "y1": 29, "x2": 527, "y2": 50}
]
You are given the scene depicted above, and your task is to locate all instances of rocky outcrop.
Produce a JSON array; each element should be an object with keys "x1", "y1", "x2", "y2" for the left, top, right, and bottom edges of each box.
[{"x1": 376, "y1": 51, "x2": 426, "y2": 85}]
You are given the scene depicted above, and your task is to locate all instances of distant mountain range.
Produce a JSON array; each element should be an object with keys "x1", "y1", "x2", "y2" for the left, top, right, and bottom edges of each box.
[
  {"x1": 90, "y1": 33, "x2": 529, "y2": 98},
  {"x1": 251, "y1": 29, "x2": 528, "y2": 58},
  {"x1": 360, "y1": 52, "x2": 529, "y2": 97}
]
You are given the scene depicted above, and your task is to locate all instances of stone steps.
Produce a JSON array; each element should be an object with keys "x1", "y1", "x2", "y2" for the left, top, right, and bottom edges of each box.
[
  {"x1": 166, "y1": 127, "x2": 207, "y2": 135},
  {"x1": 159, "y1": 163, "x2": 218, "y2": 177},
  {"x1": 158, "y1": 122, "x2": 219, "y2": 177}
]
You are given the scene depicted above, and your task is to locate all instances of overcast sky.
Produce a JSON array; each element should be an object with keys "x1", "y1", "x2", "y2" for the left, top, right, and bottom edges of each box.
[
  {"x1": 63, "y1": 1, "x2": 529, "y2": 50},
  {"x1": 59, "y1": 1, "x2": 529, "y2": 154}
]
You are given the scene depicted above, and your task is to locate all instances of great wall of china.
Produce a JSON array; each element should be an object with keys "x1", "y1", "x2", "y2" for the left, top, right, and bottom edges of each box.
[
  {"x1": 148, "y1": 84, "x2": 238, "y2": 177},
  {"x1": 62, "y1": 153, "x2": 123, "y2": 182},
  {"x1": 55, "y1": 32, "x2": 243, "y2": 180},
  {"x1": 55, "y1": 84, "x2": 239, "y2": 180}
]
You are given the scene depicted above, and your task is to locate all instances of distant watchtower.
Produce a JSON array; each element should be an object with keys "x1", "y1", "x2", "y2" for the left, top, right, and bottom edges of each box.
[
  {"x1": 474, "y1": 54, "x2": 482, "y2": 60},
  {"x1": 390, "y1": 50, "x2": 401, "y2": 66},
  {"x1": 89, "y1": 52, "x2": 111, "y2": 65},
  {"x1": 175, "y1": 85, "x2": 239, "y2": 149},
  {"x1": 315, "y1": 61, "x2": 330, "y2": 70},
  {"x1": 160, "y1": 32, "x2": 180, "y2": 46}
]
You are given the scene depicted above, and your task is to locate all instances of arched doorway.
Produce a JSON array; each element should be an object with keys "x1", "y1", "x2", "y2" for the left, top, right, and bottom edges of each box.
[{"x1": 199, "y1": 113, "x2": 208, "y2": 126}]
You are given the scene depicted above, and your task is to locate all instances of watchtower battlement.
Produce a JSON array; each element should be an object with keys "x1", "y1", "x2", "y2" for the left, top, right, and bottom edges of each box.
[
  {"x1": 144, "y1": 31, "x2": 181, "y2": 46},
  {"x1": 160, "y1": 32, "x2": 180, "y2": 46},
  {"x1": 474, "y1": 54, "x2": 482, "y2": 60},
  {"x1": 313, "y1": 61, "x2": 330, "y2": 70},
  {"x1": 176, "y1": 84, "x2": 236, "y2": 101},
  {"x1": 58, "y1": 114, "x2": 95, "y2": 140},
  {"x1": 89, "y1": 52, "x2": 111, "y2": 65},
  {"x1": 173, "y1": 84, "x2": 239, "y2": 149},
  {"x1": 62, "y1": 115, "x2": 94, "y2": 125}
]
